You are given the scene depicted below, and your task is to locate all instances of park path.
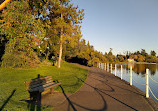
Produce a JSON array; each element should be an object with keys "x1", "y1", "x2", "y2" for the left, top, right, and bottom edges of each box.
[{"x1": 42, "y1": 64, "x2": 158, "y2": 111}]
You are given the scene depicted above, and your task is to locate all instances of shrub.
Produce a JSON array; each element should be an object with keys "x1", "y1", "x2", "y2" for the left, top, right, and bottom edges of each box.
[
  {"x1": 88, "y1": 57, "x2": 100, "y2": 67},
  {"x1": 1, "y1": 51, "x2": 40, "y2": 68}
]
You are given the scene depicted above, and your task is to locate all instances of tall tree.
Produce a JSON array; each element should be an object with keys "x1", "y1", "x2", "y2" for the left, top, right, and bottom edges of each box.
[
  {"x1": 141, "y1": 49, "x2": 147, "y2": 57},
  {"x1": 108, "y1": 48, "x2": 113, "y2": 56},
  {"x1": 48, "y1": 0, "x2": 84, "y2": 68}
]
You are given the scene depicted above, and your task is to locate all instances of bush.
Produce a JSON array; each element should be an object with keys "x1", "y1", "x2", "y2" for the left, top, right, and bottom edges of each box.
[
  {"x1": 40, "y1": 59, "x2": 52, "y2": 66},
  {"x1": 1, "y1": 51, "x2": 40, "y2": 68},
  {"x1": 88, "y1": 57, "x2": 100, "y2": 67}
]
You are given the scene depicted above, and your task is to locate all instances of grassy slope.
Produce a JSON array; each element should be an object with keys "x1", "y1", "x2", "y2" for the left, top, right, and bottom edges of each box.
[{"x1": 0, "y1": 62, "x2": 88, "y2": 111}]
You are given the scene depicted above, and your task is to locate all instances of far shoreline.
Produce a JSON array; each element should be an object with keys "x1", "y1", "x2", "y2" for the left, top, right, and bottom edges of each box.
[
  {"x1": 134, "y1": 62, "x2": 157, "y2": 65},
  {"x1": 115, "y1": 62, "x2": 157, "y2": 65}
]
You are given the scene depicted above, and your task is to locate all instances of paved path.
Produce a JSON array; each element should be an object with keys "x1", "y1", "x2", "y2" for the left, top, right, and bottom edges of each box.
[{"x1": 42, "y1": 64, "x2": 158, "y2": 111}]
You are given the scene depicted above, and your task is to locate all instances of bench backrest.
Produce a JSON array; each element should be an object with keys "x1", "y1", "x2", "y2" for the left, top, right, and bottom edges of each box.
[{"x1": 25, "y1": 76, "x2": 53, "y2": 91}]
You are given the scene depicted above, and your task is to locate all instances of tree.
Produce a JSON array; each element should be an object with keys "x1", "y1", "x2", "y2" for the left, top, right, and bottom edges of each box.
[
  {"x1": 0, "y1": 0, "x2": 12, "y2": 11},
  {"x1": 150, "y1": 50, "x2": 156, "y2": 57},
  {"x1": 124, "y1": 51, "x2": 131, "y2": 59},
  {"x1": 0, "y1": 1, "x2": 45, "y2": 67},
  {"x1": 137, "y1": 54, "x2": 145, "y2": 62},
  {"x1": 48, "y1": 0, "x2": 84, "y2": 68},
  {"x1": 106, "y1": 48, "x2": 117, "y2": 62},
  {"x1": 108, "y1": 48, "x2": 113, "y2": 56},
  {"x1": 141, "y1": 49, "x2": 147, "y2": 57},
  {"x1": 117, "y1": 55, "x2": 125, "y2": 62},
  {"x1": 88, "y1": 57, "x2": 100, "y2": 67},
  {"x1": 146, "y1": 55, "x2": 158, "y2": 63}
]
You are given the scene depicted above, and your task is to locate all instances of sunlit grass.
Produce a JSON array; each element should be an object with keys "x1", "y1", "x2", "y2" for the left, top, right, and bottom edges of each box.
[{"x1": 0, "y1": 62, "x2": 88, "y2": 111}]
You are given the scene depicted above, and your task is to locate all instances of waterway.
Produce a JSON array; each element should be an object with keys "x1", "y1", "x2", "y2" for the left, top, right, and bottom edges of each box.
[{"x1": 110, "y1": 63, "x2": 158, "y2": 102}]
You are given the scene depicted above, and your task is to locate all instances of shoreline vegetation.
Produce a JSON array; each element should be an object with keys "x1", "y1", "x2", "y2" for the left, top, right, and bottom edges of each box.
[
  {"x1": 134, "y1": 62, "x2": 157, "y2": 65},
  {"x1": 126, "y1": 61, "x2": 157, "y2": 65}
]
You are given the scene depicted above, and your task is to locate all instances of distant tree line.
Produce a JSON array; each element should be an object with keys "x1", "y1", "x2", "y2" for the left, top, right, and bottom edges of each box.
[{"x1": 105, "y1": 49, "x2": 158, "y2": 63}]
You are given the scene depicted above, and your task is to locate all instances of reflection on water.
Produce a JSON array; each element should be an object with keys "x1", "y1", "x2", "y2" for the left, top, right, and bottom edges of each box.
[
  {"x1": 117, "y1": 63, "x2": 157, "y2": 75},
  {"x1": 114, "y1": 63, "x2": 158, "y2": 102}
]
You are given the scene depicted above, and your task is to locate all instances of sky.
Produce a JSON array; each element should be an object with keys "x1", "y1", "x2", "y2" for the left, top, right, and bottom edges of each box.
[{"x1": 71, "y1": 0, "x2": 158, "y2": 55}]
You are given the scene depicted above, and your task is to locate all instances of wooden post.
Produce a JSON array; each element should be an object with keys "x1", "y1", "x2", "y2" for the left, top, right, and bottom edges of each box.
[
  {"x1": 50, "y1": 88, "x2": 53, "y2": 94},
  {"x1": 103, "y1": 63, "x2": 104, "y2": 70},
  {"x1": 111, "y1": 64, "x2": 112, "y2": 73},
  {"x1": 146, "y1": 69, "x2": 149, "y2": 98},
  {"x1": 121, "y1": 65, "x2": 122, "y2": 80},
  {"x1": 130, "y1": 66, "x2": 132, "y2": 85},
  {"x1": 100, "y1": 63, "x2": 101, "y2": 69},
  {"x1": 115, "y1": 64, "x2": 117, "y2": 76},
  {"x1": 105, "y1": 63, "x2": 106, "y2": 71},
  {"x1": 107, "y1": 63, "x2": 109, "y2": 72},
  {"x1": 101, "y1": 63, "x2": 103, "y2": 69}
]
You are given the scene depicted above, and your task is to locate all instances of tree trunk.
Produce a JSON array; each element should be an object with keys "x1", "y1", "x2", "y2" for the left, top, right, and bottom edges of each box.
[
  {"x1": 46, "y1": 51, "x2": 50, "y2": 60},
  {"x1": 57, "y1": 12, "x2": 63, "y2": 68},
  {"x1": 0, "y1": 0, "x2": 12, "y2": 11}
]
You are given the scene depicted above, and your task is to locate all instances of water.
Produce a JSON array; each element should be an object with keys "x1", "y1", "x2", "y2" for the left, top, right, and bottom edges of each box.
[{"x1": 110, "y1": 63, "x2": 158, "y2": 102}]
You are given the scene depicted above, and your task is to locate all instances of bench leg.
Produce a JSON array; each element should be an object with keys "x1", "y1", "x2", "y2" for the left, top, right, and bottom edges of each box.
[{"x1": 50, "y1": 88, "x2": 53, "y2": 94}]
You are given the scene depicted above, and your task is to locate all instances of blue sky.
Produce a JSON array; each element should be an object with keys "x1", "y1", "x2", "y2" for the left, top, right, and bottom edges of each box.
[{"x1": 72, "y1": 0, "x2": 158, "y2": 55}]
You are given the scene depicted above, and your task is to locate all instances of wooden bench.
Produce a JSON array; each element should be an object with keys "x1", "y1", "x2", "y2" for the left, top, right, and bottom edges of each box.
[{"x1": 25, "y1": 76, "x2": 61, "y2": 94}]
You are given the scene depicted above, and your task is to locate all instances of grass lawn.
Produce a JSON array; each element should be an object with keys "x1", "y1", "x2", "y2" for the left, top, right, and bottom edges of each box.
[{"x1": 0, "y1": 62, "x2": 88, "y2": 111}]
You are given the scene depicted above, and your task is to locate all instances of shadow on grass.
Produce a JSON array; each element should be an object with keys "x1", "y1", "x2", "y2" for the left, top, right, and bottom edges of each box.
[{"x1": 0, "y1": 89, "x2": 16, "y2": 111}]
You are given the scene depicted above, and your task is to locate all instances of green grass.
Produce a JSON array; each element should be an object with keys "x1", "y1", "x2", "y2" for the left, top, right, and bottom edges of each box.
[{"x1": 0, "y1": 62, "x2": 88, "y2": 111}]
